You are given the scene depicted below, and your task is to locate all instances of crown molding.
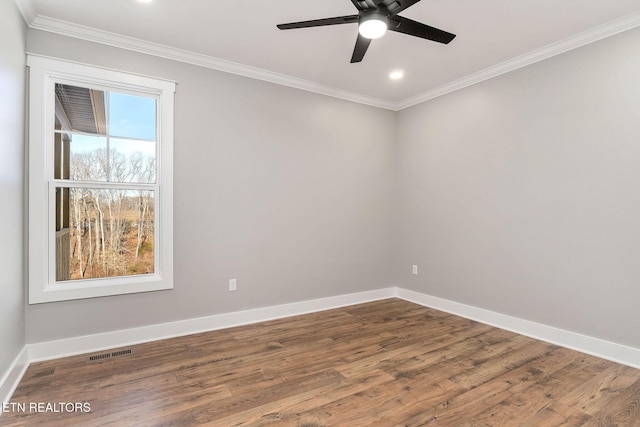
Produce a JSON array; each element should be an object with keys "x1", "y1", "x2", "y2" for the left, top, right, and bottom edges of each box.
[
  {"x1": 28, "y1": 15, "x2": 396, "y2": 111},
  {"x1": 396, "y1": 10, "x2": 640, "y2": 110},
  {"x1": 13, "y1": 0, "x2": 37, "y2": 24},
  {"x1": 24, "y1": 10, "x2": 640, "y2": 111}
]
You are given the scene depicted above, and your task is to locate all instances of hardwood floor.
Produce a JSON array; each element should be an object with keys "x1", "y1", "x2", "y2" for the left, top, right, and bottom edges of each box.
[{"x1": 2, "y1": 299, "x2": 639, "y2": 426}]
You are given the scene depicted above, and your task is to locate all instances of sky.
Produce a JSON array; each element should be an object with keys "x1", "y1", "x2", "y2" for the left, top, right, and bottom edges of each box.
[
  {"x1": 109, "y1": 91, "x2": 156, "y2": 141},
  {"x1": 67, "y1": 90, "x2": 157, "y2": 158}
]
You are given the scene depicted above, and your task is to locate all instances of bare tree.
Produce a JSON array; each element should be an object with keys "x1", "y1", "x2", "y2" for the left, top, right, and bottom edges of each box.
[{"x1": 66, "y1": 146, "x2": 155, "y2": 280}]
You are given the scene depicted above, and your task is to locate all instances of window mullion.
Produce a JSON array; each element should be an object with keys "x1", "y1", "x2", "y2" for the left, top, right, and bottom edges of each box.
[
  {"x1": 53, "y1": 180, "x2": 157, "y2": 191},
  {"x1": 106, "y1": 91, "x2": 111, "y2": 182}
]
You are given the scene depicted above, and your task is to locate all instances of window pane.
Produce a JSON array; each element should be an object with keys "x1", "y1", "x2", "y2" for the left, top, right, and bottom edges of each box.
[
  {"x1": 110, "y1": 138, "x2": 156, "y2": 183},
  {"x1": 57, "y1": 187, "x2": 155, "y2": 281},
  {"x1": 69, "y1": 135, "x2": 108, "y2": 181},
  {"x1": 109, "y1": 92, "x2": 157, "y2": 141},
  {"x1": 55, "y1": 84, "x2": 107, "y2": 136},
  {"x1": 55, "y1": 83, "x2": 107, "y2": 181}
]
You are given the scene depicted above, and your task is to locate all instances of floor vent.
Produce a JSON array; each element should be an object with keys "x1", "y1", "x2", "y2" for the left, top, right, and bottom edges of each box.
[{"x1": 89, "y1": 349, "x2": 133, "y2": 362}]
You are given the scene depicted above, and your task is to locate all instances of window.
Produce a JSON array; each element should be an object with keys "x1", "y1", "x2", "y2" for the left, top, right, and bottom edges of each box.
[{"x1": 28, "y1": 55, "x2": 175, "y2": 304}]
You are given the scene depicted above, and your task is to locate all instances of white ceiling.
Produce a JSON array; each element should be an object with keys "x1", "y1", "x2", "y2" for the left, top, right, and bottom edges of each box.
[{"x1": 17, "y1": 0, "x2": 640, "y2": 109}]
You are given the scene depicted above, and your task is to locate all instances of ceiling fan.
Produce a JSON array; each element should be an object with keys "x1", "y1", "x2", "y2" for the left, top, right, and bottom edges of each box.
[{"x1": 277, "y1": 0, "x2": 456, "y2": 63}]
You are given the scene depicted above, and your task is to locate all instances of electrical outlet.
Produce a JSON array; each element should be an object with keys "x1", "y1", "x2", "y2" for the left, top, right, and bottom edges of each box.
[
  {"x1": 229, "y1": 279, "x2": 237, "y2": 291},
  {"x1": 412, "y1": 265, "x2": 418, "y2": 275}
]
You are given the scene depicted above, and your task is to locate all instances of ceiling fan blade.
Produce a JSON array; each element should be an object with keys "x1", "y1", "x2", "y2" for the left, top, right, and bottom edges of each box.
[
  {"x1": 277, "y1": 15, "x2": 359, "y2": 30},
  {"x1": 350, "y1": 0, "x2": 366, "y2": 11},
  {"x1": 384, "y1": 0, "x2": 422, "y2": 16},
  {"x1": 388, "y1": 16, "x2": 456, "y2": 44},
  {"x1": 350, "y1": 33, "x2": 372, "y2": 63}
]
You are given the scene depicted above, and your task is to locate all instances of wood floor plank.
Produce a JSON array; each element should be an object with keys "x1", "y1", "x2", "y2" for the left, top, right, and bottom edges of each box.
[
  {"x1": 584, "y1": 378, "x2": 640, "y2": 427},
  {"x1": 3, "y1": 298, "x2": 639, "y2": 426},
  {"x1": 379, "y1": 328, "x2": 526, "y2": 381},
  {"x1": 458, "y1": 392, "x2": 554, "y2": 427},
  {"x1": 521, "y1": 400, "x2": 592, "y2": 427},
  {"x1": 210, "y1": 370, "x2": 396, "y2": 426},
  {"x1": 359, "y1": 377, "x2": 466, "y2": 426},
  {"x1": 561, "y1": 364, "x2": 640, "y2": 416},
  {"x1": 448, "y1": 340, "x2": 556, "y2": 390}
]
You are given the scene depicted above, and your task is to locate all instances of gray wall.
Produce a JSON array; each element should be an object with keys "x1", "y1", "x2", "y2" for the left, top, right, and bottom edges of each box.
[
  {"x1": 396, "y1": 27, "x2": 640, "y2": 349},
  {"x1": 0, "y1": 0, "x2": 26, "y2": 373},
  {"x1": 25, "y1": 31, "x2": 396, "y2": 342},
  {"x1": 23, "y1": 22, "x2": 640, "y2": 352}
]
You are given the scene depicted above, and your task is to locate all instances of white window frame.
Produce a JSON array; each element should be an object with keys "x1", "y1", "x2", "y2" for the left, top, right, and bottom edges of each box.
[{"x1": 27, "y1": 55, "x2": 175, "y2": 304}]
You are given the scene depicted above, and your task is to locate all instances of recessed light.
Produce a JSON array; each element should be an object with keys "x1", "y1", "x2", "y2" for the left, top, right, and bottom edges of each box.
[
  {"x1": 389, "y1": 70, "x2": 404, "y2": 80},
  {"x1": 137, "y1": 0, "x2": 152, "y2": 3}
]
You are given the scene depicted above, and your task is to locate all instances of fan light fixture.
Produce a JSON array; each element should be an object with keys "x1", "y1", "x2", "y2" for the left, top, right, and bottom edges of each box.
[
  {"x1": 358, "y1": 12, "x2": 388, "y2": 39},
  {"x1": 276, "y1": 0, "x2": 456, "y2": 63}
]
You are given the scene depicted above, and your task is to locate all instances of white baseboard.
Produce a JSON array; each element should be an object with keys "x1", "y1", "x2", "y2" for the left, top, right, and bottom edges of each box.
[
  {"x1": 0, "y1": 347, "x2": 29, "y2": 406},
  {"x1": 27, "y1": 287, "x2": 396, "y2": 363},
  {"x1": 395, "y1": 287, "x2": 640, "y2": 370},
  {"x1": 3, "y1": 288, "x2": 393, "y2": 403},
  {"x1": 4, "y1": 286, "x2": 640, "y2": 405}
]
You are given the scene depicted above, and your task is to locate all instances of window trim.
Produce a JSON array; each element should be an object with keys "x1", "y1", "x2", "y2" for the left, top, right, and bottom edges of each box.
[{"x1": 27, "y1": 55, "x2": 175, "y2": 304}]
